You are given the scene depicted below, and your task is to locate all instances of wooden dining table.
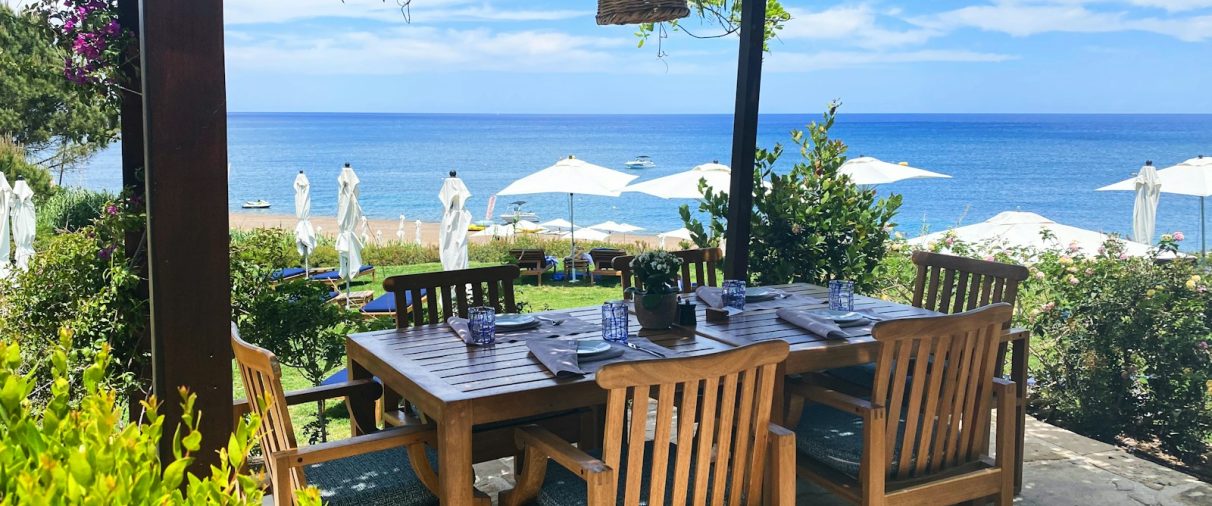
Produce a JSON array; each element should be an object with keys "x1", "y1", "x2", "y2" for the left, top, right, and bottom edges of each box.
[{"x1": 345, "y1": 283, "x2": 1030, "y2": 504}]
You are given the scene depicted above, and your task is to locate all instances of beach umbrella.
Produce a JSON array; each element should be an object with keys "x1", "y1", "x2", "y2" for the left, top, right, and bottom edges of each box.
[
  {"x1": 10, "y1": 178, "x2": 35, "y2": 271},
  {"x1": 909, "y1": 211, "x2": 1153, "y2": 257},
  {"x1": 497, "y1": 156, "x2": 638, "y2": 281},
  {"x1": 0, "y1": 174, "x2": 11, "y2": 277},
  {"x1": 658, "y1": 227, "x2": 694, "y2": 248},
  {"x1": 539, "y1": 218, "x2": 573, "y2": 234},
  {"x1": 589, "y1": 220, "x2": 643, "y2": 242},
  {"x1": 839, "y1": 156, "x2": 951, "y2": 185},
  {"x1": 439, "y1": 173, "x2": 472, "y2": 270},
  {"x1": 293, "y1": 171, "x2": 316, "y2": 274},
  {"x1": 415, "y1": 220, "x2": 423, "y2": 246},
  {"x1": 624, "y1": 161, "x2": 734, "y2": 199},
  {"x1": 336, "y1": 164, "x2": 364, "y2": 307},
  {"x1": 561, "y1": 227, "x2": 609, "y2": 242},
  {"x1": 1098, "y1": 155, "x2": 1212, "y2": 259},
  {"x1": 473, "y1": 224, "x2": 515, "y2": 238},
  {"x1": 396, "y1": 214, "x2": 406, "y2": 243}
]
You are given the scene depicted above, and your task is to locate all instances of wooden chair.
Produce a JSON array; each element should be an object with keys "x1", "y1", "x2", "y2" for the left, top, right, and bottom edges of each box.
[
  {"x1": 786, "y1": 304, "x2": 1017, "y2": 506},
  {"x1": 511, "y1": 249, "x2": 552, "y2": 286},
  {"x1": 613, "y1": 247, "x2": 723, "y2": 298},
  {"x1": 230, "y1": 324, "x2": 440, "y2": 506},
  {"x1": 909, "y1": 251, "x2": 1029, "y2": 319},
  {"x1": 587, "y1": 248, "x2": 626, "y2": 286},
  {"x1": 382, "y1": 265, "x2": 520, "y2": 329},
  {"x1": 501, "y1": 341, "x2": 796, "y2": 506}
]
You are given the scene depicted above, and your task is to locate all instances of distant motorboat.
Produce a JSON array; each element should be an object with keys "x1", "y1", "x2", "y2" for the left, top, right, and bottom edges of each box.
[
  {"x1": 624, "y1": 155, "x2": 655, "y2": 169},
  {"x1": 499, "y1": 200, "x2": 539, "y2": 224},
  {"x1": 242, "y1": 199, "x2": 271, "y2": 209}
]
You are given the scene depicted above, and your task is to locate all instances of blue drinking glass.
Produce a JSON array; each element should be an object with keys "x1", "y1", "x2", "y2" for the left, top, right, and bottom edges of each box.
[
  {"x1": 722, "y1": 280, "x2": 747, "y2": 310},
  {"x1": 601, "y1": 301, "x2": 629, "y2": 343},
  {"x1": 468, "y1": 306, "x2": 496, "y2": 346},
  {"x1": 829, "y1": 280, "x2": 855, "y2": 312}
]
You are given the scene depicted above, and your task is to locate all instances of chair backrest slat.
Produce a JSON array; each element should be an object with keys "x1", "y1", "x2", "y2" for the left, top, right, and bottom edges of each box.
[
  {"x1": 231, "y1": 324, "x2": 305, "y2": 495},
  {"x1": 912, "y1": 251, "x2": 1028, "y2": 327},
  {"x1": 594, "y1": 341, "x2": 789, "y2": 505},
  {"x1": 383, "y1": 265, "x2": 520, "y2": 328},
  {"x1": 869, "y1": 304, "x2": 1012, "y2": 481},
  {"x1": 613, "y1": 248, "x2": 724, "y2": 297}
]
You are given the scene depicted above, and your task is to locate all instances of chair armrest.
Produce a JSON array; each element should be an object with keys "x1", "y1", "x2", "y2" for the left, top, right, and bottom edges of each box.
[
  {"x1": 767, "y1": 423, "x2": 796, "y2": 506},
  {"x1": 1002, "y1": 327, "x2": 1029, "y2": 343},
  {"x1": 273, "y1": 423, "x2": 436, "y2": 469},
  {"x1": 992, "y1": 377, "x2": 1015, "y2": 396},
  {"x1": 233, "y1": 379, "x2": 382, "y2": 418},
  {"x1": 516, "y1": 424, "x2": 609, "y2": 478},
  {"x1": 786, "y1": 377, "x2": 879, "y2": 417}
]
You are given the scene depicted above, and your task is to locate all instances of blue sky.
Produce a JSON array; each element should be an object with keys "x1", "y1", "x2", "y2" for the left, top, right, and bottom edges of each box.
[{"x1": 215, "y1": 1, "x2": 1212, "y2": 113}]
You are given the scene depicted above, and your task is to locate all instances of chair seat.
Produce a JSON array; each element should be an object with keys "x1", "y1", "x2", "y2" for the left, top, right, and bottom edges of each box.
[
  {"x1": 311, "y1": 265, "x2": 374, "y2": 281},
  {"x1": 823, "y1": 363, "x2": 878, "y2": 390},
  {"x1": 536, "y1": 441, "x2": 726, "y2": 505},
  {"x1": 362, "y1": 289, "x2": 424, "y2": 314},
  {"x1": 794, "y1": 403, "x2": 909, "y2": 479},
  {"x1": 271, "y1": 267, "x2": 307, "y2": 280},
  {"x1": 305, "y1": 446, "x2": 439, "y2": 506}
]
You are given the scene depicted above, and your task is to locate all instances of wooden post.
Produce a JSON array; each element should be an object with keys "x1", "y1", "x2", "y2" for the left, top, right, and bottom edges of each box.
[
  {"x1": 724, "y1": 0, "x2": 767, "y2": 281},
  {"x1": 139, "y1": 0, "x2": 231, "y2": 466}
]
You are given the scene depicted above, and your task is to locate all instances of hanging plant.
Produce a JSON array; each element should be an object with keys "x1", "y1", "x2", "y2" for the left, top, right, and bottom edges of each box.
[
  {"x1": 30, "y1": 0, "x2": 131, "y2": 99},
  {"x1": 635, "y1": 0, "x2": 790, "y2": 56}
]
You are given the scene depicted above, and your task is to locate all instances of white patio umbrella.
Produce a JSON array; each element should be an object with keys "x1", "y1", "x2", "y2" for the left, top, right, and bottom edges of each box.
[
  {"x1": 624, "y1": 161, "x2": 733, "y2": 199},
  {"x1": 539, "y1": 218, "x2": 573, "y2": 234},
  {"x1": 293, "y1": 171, "x2": 316, "y2": 273},
  {"x1": 473, "y1": 224, "x2": 516, "y2": 238},
  {"x1": 909, "y1": 211, "x2": 1153, "y2": 257},
  {"x1": 396, "y1": 214, "x2": 406, "y2": 243},
  {"x1": 439, "y1": 173, "x2": 472, "y2": 271},
  {"x1": 0, "y1": 174, "x2": 11, "y2": 277},
  {"x1": 839, "y1": 156, "x2": 951, "y2": 185},
  {"x1": 561, "y1": 227, "x2": 609, "y2": 242},
  {"x1": 335, "y1": 164, "x2": 364, "y2": 307},
  {"x1": 10, "y1": 178, "x2": 35, "y2": 271},
  {"x1": 589, "y1": 220, "x2": 643, "y2": 242},
  {"x1": 497, "y1": 156, "x2": 638, "y2": 281},
  {"x1": 658, "y1": 227, "x2": 694, "y2": 248},
  {"x1": 1098, "y1": 155, "x2": 1212, "y2": 259}
]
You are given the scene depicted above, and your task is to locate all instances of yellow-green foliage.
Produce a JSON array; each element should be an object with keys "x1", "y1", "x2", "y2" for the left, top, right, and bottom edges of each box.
[{"x1": 0, "y1": 331, "x2": 266, "y2": 504}]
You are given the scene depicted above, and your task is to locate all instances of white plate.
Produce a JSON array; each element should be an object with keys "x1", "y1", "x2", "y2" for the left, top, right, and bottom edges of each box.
[
  {"x1": 745, "y1": 287, "x2": 778, "y2": 302},
  {"x1": 810, "y1": 310, "x2": 865, "y2": 324},
  {"x1": 496, "y1": 314, "x2": 538, "y2": 328},
  {"x1": 576, "y1": 340, "x2": 612, "y2": 355}
]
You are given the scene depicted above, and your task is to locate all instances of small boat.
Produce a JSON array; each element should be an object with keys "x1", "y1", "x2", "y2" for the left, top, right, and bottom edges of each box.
[
  {"x1": 624, "y1": 155, "x2": 655, "y2": 169},
  {"x1": 499, "y1": 201, "x2": 539, "y2": 224},
  {"x1": 241, "y1": 199, "x2": 271, "y2": 209}
]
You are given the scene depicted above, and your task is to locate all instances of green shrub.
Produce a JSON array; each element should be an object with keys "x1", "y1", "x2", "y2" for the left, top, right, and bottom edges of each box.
[
  {"x1": 36, "y1": 186, "x2": 115, "y2": 235},
  {"x1": 0, "y1": 139, "x2": 56, "y2": 202},
  {"x1": 230, "y1": 228, "x2": 297, "y2": 270},
  {"x1": 0, "y1": 335, "x2": 265, "y2": 504}
]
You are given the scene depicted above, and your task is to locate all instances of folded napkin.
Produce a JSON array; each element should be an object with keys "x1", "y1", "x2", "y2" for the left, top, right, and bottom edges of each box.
[
  {"x1": 776, "y1": 308, "x2": 855, "y2": 340},
  {"x1": 447, "y1": 316, "x2": 473, "y2": 344},
  {"x1": 696, "y1": 286, "x2": 724, "y2": 309},
  {"x1": 526, "y1": 339, "x2": 585, "y2": 376}
]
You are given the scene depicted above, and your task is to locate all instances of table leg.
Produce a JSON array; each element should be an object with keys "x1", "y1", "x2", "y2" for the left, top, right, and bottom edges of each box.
[
  {"x1": 1011, "y1": 334, "x2": 1029, "y2": 493},
  {"x1": 346, "y1": 358, "x2": 376, "y2": 436},
  {"x1": 438, "y1": 401, "x2": 477, "y2": 505}
]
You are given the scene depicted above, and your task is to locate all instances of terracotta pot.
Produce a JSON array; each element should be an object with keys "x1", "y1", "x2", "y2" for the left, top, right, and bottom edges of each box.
[{"x1": 634, "y1": 291, "x2": 678, "y2": 330}]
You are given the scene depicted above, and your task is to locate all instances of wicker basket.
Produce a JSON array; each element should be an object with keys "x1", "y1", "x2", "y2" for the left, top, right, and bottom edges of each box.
[{"x1": 596, "y1": 0, "x2": 690, "y2": 25}]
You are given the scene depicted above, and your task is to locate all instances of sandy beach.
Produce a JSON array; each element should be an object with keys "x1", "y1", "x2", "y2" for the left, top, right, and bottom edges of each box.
[{"x1": 229, "y1": 212, "x2": 666, "y2": 248}]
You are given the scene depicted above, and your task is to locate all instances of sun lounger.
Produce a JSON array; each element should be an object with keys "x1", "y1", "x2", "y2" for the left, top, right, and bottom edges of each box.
[
  {"x1": 510, "y1": 249, "x2": 552, "y2": 285},
  {"x1": 269, "y1": 267, "x2": 307, "y2": 281},
  {"x1": 309, "y1": 265, "x2": 376, "y2": 285},
  {"x1": 360, "y1": 289, "x2": 426, "y2": 320},
  {"x1": 588, "y1": 248, "x2": 626, "y2": 285}
]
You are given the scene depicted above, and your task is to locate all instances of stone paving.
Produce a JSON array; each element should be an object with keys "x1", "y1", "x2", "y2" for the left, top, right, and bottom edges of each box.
[{"x1": 470, "y1": 415, "x2": 1212, "y2": 505}]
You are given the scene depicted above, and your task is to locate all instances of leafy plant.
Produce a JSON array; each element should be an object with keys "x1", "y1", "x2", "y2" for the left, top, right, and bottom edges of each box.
[
  {"x1": 36, "y1": 186, "x2": 115, "y2": 234},
  {"x1": 0, "y1": 139, "x2": 57, "y2": 202},
  {"x1": 682, "y1": 102, "x2": 902, "y2": 290},
  {"x1": 628, "y1": 250, "x2": 683, "y2": 294},
  {"x1": 0, "y1": 333, "x2": 266, "y2": 504},
  {"x1": 635, "y1": 0, "x2": 791, "y2": 53}
]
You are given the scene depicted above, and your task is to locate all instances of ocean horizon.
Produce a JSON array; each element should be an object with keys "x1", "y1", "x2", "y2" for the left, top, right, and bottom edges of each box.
[{"x1": 71, "y1": 112, "x2": 1212, "y2": 249}]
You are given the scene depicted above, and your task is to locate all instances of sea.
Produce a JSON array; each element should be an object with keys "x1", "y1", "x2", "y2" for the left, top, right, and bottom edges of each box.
[{"x1": 72, "y1": 113, "x2": 1212, "y2": 247}]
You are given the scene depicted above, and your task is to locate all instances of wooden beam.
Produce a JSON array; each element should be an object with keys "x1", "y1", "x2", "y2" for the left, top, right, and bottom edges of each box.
[
  {"x1": 139, "y1": 0, "x2": 231, "y2": 466},
  {"x1": 725, "y1": 0, "x2": 767, "y2": 281}
]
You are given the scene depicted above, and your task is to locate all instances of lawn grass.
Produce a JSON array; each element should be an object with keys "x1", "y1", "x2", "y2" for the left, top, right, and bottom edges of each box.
[{"x1": 239, "y1": 260, "x2": 624, "y2": 445}]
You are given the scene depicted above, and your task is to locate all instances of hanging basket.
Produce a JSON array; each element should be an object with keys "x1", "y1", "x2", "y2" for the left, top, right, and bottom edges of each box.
[{"x1": 596, "y1": 0, "x2": 690, "y2": 25}]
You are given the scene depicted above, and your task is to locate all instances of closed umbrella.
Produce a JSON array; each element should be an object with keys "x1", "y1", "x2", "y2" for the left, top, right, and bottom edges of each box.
[
  {"x1": 293, "y1": 171, "x2": 316, "y2": 274},
  {"x1": 1131, "y1": 163, "x2": 1161, "y2": 244},
  {"x1": 909, "y1": 211, "x2": 1153, "y2": 257},
  {"x1": 439, "y1": 173, "x2": 472, "y2": 270},
  {"x1": 624, "y1": 161, "x2": 733, "y2": 199},
  {"x1": 1099, "y1": 155, "x2": 1212, "y2": 259},
  {"x1": 0, "y1": 174, "x2": 11, "y2": 277},
  {"x1": 10, "y1": 178, "x2": 35, "y2": 271},
  {"x1": 359, "y1": 216, "x2": 371, "y2": 247},
  {"x1": 396, "y1": 214, "x2": 406, "y2": 243},
  {"x1": 839, "y1": 156, "x2": 951, "y2": 185},
  {"x1": 335, "y1": 164, "x2": 364, "y2": 307},
  {"x1": 415, "y1": 220, "x2": 423, "y2": 245},
  {"x1": 497, "y1": 156, "x2": 637, "y2": 281}
]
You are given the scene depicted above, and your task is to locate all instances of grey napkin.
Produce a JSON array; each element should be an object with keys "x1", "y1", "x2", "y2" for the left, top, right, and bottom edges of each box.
[
  {"x1": 526, "y1": 339, "x2": 585, "y2": 376},
  {"x1": 776, "y1": 308, "x2": 856, "y2": 340},
  {"x1": 696, "y1": 286, "x2": 724, "y2": 309},
  {"x1": 447, "y1": 316, "x2": 473, "y2": 344}
]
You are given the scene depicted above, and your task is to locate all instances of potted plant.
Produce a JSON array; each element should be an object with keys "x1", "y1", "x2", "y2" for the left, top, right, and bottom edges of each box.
[{"x1": 628, "y1": 251, "x2": 683, "y2": 329}]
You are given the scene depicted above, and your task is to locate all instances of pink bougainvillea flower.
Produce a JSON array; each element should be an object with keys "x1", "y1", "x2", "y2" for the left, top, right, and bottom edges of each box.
[{"x1": 1174, "y1": 231, "x2": 1185, "y2": 242}]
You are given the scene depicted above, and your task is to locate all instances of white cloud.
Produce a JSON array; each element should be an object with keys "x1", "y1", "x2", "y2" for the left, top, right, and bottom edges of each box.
[
  {"x1": 780, "y1": 5, "x2": 939, "y2": 49},
  {"x1": 766, "y1": 49, "x2": 1017, "y2": 72},
  {"x1": 911, "y1": 1, "x2": 1212, "y2": 41},
  {"x1": 1126, "y1": 0, "x2": 1212, "y2": 12},
  {"x1": 225, "y1": 26, "x2": 649, "y2": 75},
  {"x1": 223, "y1": 0, "x2": 586, "y2": 25}
]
